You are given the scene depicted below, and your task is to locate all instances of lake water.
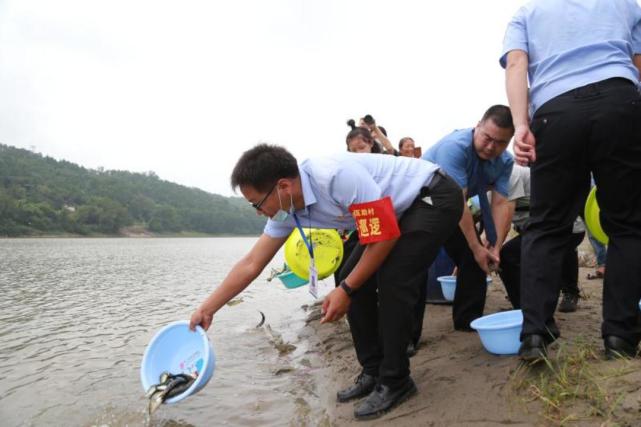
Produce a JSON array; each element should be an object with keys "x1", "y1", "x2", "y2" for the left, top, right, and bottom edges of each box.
[{"x1": 0, "y1": 238, "x2": 335, "y2": 427}]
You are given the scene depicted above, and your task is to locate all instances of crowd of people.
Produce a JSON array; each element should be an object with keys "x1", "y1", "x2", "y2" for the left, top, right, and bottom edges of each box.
[{"x1": 189, "y1": 0, "x2": 641, "y2": 420}]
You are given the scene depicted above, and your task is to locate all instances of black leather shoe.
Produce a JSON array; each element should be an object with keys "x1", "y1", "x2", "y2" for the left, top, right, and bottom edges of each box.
[
  {"x1": 354, "y1": 379, "x2": 417, "y2": 420},
  {"x1": 604, "y1": 335, "x2": 638, "y2": 360},
  {"x1": 558, "y1": 292, "x2": 579, "y2": 313},
  {"x1": 337, "y1": 372, "x2": 378, "y2": 403},
  {"x1": 518, "y1": 334, "x2": 548, "y2": 362}
]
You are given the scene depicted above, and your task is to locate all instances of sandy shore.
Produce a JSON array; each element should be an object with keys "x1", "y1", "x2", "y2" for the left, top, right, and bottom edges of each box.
[{"x1": 296, "y1": 240, "x2": 641, "y2": 426}]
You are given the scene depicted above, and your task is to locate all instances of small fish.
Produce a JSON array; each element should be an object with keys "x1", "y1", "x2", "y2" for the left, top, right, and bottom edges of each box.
[
  {"x1": 164, "y1": 374, "x2": 194, "y2": 399},
  {"x1": 146, "y1": 372, "x2": 196, "y2": 416},
  {"x1": 148, "y1": 391, "x2": 164, "y2": 415},
  {"x1": 256, "y1": 311, "x2": 266, "y2": 328},
  {"x1": 264, "y1": 324, "x2": 296, "y2": 355}
]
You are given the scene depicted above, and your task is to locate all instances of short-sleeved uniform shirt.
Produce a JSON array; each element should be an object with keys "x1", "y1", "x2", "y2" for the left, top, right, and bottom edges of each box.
[
  {"x1": 263, "y1": 152, "x2": 440, "y2": 238},
  {"x1": 422, "y1": 128, "x2": 514, "y2": 199},
  {"x1": 500, "y1": 0, "x2": 641, "y2": 115}
]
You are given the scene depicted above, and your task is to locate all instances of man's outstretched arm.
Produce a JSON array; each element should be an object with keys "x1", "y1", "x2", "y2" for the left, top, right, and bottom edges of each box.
[{"x1": 190, "y1": 233, "x2": 288, "y2": 330}]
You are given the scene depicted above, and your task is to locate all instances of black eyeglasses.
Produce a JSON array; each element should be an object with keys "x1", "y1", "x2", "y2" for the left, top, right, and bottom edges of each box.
[{"x1": 251, "y1": 183, "x2": 277, "y2": 211}]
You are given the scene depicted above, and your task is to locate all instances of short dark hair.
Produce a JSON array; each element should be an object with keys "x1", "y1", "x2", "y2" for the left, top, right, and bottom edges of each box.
[
  {"x1": 398, "y1": 137, "x2": 414, "y2": 150},
  {"x1": 230, "y1": 144, "x2": 299, "y2": 192},
  {"x1": 481, "y1": 105, "x2": 514, "y2": 130}
]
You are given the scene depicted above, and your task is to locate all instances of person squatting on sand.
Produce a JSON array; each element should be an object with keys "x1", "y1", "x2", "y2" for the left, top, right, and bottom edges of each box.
[
  {"x1": 189, "y1": 144, "x2": 464, "y2": 419},
  {"x1": 501, "y1": 0, "x2": 641, "y2": 360}
]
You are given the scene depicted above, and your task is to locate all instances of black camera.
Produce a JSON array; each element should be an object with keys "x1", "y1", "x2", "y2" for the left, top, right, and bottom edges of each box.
[{"x1": 362, "y1": 114, "x2": 375, "y2": 125}]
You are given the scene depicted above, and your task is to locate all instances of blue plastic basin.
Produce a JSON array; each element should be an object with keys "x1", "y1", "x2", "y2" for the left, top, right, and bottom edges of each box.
[
  {"x1": 470, "y1": 310, "x2": 523, "y2": 355},
  {"x1": 140, "y1": 320, "x2": 215, "y2": 403},
  {"x1": 437, "y1": 275, "x2": 492, "y2": 301},
  {"x1": 437, "y1": 276, "x2": 457, "y2": 301}
]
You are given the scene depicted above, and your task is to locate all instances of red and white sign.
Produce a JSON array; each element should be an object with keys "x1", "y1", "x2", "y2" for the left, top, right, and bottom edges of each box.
[{"x1": 348, "y1": 196, "x2": 401, "y2": 244}]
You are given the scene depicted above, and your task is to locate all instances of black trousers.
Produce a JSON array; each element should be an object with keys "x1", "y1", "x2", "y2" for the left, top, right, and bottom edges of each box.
[
  {"x1": 336, "y1": 216, "x2": 430, "y2": 348},
  {"x1": 338, "y1": 173, "x2": 463, "y2": 388},
  {"x1": 500, "y1": 231, "x2": 584, "y2": 308},
  {"x1": 520, "y1": 78, "x2": 641, "y2": 344},
  {"x1": 442, "y1": 226, "x2": 489, "y2": 330},
  {"x1": 420, "y1": 213, "x2": 490, "y2": 330}
]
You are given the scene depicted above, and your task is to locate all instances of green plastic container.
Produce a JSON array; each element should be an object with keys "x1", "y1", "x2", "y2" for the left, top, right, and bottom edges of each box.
[{"x1": 277, "y1": 269, "x2": 308, "y2": 289}]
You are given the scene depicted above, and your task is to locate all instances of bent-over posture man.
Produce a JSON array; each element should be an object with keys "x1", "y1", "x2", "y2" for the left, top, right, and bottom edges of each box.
[
  {"x1": 190, "y1": 145, "x2": 463, "y2": 419},
  {"x1": 422, "y1": 105, "x2": 514, "y2": 330}
]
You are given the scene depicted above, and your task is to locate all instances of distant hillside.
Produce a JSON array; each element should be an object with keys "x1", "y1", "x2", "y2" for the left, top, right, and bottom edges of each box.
[{"x1": 0, "y1": 144, "x2": 266, "y2": 237}]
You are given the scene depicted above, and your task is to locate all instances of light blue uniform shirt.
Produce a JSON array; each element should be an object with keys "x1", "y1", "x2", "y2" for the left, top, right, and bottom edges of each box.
[
  {"x1": 500, "y1": 0, "x2": 641, "y2": 114},
  {"x1": 263, "y1": 152, "x2": 440, "y2": 238},
  {"x1": 422, "y1": 128, "x2": 514, "y2": 199}
]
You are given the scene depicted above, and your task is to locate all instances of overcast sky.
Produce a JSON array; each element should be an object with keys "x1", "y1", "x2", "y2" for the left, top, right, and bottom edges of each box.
[{"x1": 1, "y1": 0, "x2": 525, "y2": 196}]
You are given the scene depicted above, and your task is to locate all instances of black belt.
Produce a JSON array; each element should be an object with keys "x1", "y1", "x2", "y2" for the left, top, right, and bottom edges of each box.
[
  {"x1": 429, "y1": 169, "x2": 447, "y2": 189},
  {"x1": 569, "y1": 77, "x2": 634, "y2": 98},
  {"x1": 420, "y1": 169, "x2": 447, "y2": 197}
]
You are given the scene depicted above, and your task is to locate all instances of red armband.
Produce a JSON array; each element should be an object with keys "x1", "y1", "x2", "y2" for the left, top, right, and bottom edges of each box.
[{"x1": 348, "y1": 196, "x2": 401, "y2": 244}]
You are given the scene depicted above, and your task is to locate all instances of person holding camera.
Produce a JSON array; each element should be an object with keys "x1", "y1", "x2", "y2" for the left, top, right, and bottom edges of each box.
[
  {"x1": 345, "y1": 120, "x2": 383, "y2": 154},
  {"x1": 359, "y1": 114, "x2": 399, "y2": 156}
]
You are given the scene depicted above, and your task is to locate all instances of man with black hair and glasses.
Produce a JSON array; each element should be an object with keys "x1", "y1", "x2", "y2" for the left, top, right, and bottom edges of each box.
[{"x1": 189, "y1": 144, "x2": 463, "y2": 420}]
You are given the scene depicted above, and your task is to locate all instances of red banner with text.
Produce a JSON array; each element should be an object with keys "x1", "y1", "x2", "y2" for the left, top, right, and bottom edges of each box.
[{"x1": 348, "y1": 196, "x2": 401, "y2": 244}]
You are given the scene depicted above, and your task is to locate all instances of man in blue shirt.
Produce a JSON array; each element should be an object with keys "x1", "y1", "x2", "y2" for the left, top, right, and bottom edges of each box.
[
  {"x1": 189, "y1": 144, "x2": 464, "y2": 419},
  {"x1": 501, "y1": 0, "x2": 641, "y2": 361},
  {"x1": 423, "y1": 105, "x2": 515, "y2": 331}
]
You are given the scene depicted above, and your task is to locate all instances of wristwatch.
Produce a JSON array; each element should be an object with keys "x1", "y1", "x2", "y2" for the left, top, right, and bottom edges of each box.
[{"x1": 339, "y1": 280, "x2": 355, "y2": 297}]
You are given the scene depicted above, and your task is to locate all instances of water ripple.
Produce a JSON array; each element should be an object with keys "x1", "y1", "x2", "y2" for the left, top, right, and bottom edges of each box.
[{"x1": 0, "y1": 237, "x2": 322, "y2": 427}]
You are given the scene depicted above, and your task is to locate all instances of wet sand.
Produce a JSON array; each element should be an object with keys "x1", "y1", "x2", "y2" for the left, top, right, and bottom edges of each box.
[{"x1": 297, "y1": 241, "x2": 641, "y2": 426}]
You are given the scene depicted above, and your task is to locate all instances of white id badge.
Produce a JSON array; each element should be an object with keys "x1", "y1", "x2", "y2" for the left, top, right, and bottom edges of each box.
[{"x1": 308, "y1": 262, "x2": 318, "y2": 299}]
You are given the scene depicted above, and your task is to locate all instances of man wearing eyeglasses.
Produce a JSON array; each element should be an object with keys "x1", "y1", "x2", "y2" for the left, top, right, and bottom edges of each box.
[
  {"x1": 421, "y1": 105, "x2": 515, "y2": 331},
  {"x1": 189, "y1": 144, "x2": 464, "y2": 419}
]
